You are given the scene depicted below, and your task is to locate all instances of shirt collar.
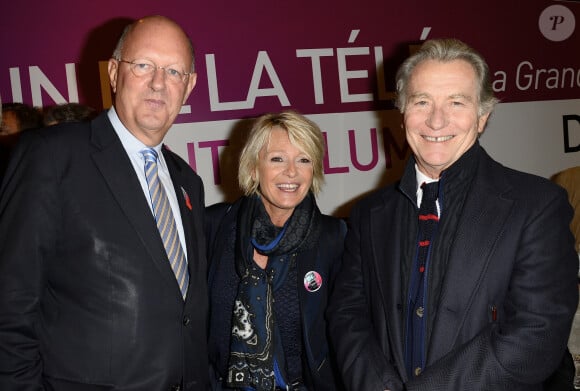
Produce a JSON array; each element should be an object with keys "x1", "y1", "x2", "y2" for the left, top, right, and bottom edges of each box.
[
  {"x1": 415, "y1": 164, "x2": 439, "y2": 196},
  {"x1": 107, "y1": 107, "x2": 163, "y2": 157}
]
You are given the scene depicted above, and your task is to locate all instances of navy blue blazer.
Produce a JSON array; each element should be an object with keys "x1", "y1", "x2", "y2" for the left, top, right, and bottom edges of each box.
[
  {"x1": 328, "y1": 145, "x2": 578, "y2": 391},
  {"x1": 0, "y1": 112, "x2": 209, "y2": 390},
  {"x1": 205, "y1": 198, "x2": 346, "y2": 390}
]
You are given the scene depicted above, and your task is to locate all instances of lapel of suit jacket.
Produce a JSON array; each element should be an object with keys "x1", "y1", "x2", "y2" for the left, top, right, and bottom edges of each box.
[
  {"x1": 295, "y1": 245, "x2": 320, "y2": 361},
  {"x1": 162, "y1": 147, "x2": 205, "y2": 304},
  {"x1": 369, "y1": 189, "x2": 410, "y2": 375},
  {"x1": 89, "y1": 113, "x2": 184, "y2": 296},
  {"x1": 295, "y1": 220, "x2": 333, "y2": 345},
  {"x1": 427, "y1": 153, "x2": 514, "y2": 361}
]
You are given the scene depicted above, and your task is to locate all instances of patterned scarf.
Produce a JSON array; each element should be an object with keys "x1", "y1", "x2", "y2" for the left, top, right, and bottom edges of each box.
[{"x1": 227, "y1": 193, "x2": 320, "y2": 390}]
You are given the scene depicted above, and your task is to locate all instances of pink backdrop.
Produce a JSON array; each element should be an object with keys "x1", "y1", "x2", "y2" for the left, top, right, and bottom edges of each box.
[
  {"x1": 2, "y1": 1, "x2": 579, "y2": 119},
  {"x1": 1, "y1": 0, "x2": 579, "y2": 214}
]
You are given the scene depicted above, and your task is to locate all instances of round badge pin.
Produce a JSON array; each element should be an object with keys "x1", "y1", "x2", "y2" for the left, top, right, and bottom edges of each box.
[{"x1": 303, "y1": 271, "x2": 322, "y2": 292}]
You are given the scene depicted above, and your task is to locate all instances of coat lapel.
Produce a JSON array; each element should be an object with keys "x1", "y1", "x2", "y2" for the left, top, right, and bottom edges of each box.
[
  {"x1": 427, "y1": 155, "x2": 514, "y2": 361},
  {"x1": 163, "y1": 147, "x2": 205, "y2": 303},
  {"x1": 296, "y1": 245, "x2": 322, "y2": 357},
  {"x1": 369, "y1": 191, "x2": 409, "y2": 376},
  {"x1": 89, "y1": 114, "x2": 183, "y2": 294}
]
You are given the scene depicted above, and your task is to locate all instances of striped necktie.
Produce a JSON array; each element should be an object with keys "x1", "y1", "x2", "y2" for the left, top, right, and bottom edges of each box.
[
  {"x1": 406, "y1": 180, "x2": 440, "y2": 378},
  {"x1": 141, "y1": 147, "x2": 189, "y2": 299}
]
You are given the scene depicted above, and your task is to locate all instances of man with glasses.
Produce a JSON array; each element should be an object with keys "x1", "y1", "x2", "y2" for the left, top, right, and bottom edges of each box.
[{"x1": 0, "y1": 15, "x2": 208, "y2": 390}]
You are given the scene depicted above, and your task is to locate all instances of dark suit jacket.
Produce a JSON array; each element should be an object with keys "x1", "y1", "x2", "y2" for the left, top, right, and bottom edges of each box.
[
  {"x1": 205, "y1": 199, "x2": 347, "y2": 390},
  {"x1": 0, "y1": 112, "x2": 209, "y2": 390},
  {"x1": 328, "y1": 145, "x2": 578, "y2": 391}
]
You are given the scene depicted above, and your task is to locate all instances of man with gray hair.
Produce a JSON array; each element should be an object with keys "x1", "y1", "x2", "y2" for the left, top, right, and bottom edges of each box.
[{"x1": 328, "y1": 38, "x2": 578, "y2": 390}]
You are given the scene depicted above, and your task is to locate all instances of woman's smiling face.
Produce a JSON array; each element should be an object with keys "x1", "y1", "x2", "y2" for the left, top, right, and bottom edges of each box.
[{"x1": 255, "y1": 127, "x2": 314, "y2": 226}]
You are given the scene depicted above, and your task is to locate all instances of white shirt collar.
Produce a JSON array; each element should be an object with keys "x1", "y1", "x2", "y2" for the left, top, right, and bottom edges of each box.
[
  {"x1": 415, "y1": 164, "x2": 438, "y2": 193},
  {"x1": 107, "y1": 107, "x2": 163, "y2": 157}
]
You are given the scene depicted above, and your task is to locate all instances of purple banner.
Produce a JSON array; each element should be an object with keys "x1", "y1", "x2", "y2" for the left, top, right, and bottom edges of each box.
[{"x1": 1, "y1": 0, "x2": 579, "y2": 123}]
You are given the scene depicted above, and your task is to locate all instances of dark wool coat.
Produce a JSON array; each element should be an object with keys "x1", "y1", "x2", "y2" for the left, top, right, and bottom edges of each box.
[
  {"x1": 205, "y1": 197, "x2": 346, "y2": 391},
  {"x1": 328, "y1": 144, "x2": 578, "y2": 391}
]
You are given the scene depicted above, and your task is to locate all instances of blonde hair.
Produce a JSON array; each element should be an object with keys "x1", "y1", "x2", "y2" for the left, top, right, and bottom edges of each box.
[{"x1": 238, "y1": 111, "x2": 325, "y2": 196}]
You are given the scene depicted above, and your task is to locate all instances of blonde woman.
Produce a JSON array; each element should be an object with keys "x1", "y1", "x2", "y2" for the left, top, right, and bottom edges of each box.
[{"x1": 206, "y1": 111, "x2": 346, "y2": 391}]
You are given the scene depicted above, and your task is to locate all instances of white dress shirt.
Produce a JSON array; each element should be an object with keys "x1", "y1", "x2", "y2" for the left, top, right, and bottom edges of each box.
[{"x1": 107, "y1": 108, "x2": 188, "y2": 257}]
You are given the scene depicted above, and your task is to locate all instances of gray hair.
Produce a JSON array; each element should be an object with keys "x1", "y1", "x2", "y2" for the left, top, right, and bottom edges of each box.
[{"x1": 395, "y1": 38, "x2": 498, "y2": 116}]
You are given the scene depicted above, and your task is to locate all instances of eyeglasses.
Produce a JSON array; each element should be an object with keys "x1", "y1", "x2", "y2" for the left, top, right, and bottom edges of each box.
[{"x1": 116, "y1": 58, "x2": 192, "y2": 83}]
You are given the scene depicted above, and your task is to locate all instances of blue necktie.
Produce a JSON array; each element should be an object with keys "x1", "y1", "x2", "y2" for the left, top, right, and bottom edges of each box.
[{"x1": 141, "y1": 148, "x2": 189, "y2": 299}]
